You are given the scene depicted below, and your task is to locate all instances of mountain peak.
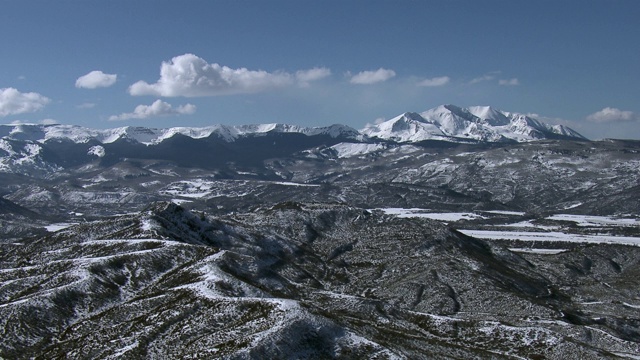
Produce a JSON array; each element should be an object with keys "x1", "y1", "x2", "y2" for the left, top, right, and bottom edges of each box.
[
  {"x1": 361, "y1": 112, "x2": 448, "y2": 142},
  {"x1": 365, "y1": 105, "x2": 586, "y2": 143}
]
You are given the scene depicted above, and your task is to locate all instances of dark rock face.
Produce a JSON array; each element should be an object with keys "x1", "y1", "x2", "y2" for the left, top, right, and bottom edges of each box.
[{"x1": 1, "y1": 203, "x2": 639, "y2": 358}]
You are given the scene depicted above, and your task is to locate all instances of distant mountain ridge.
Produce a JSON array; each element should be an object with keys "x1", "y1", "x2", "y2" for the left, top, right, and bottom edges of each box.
[
  {"x1": 1, "y1": 104, "x2": 585, "y2": 147},
  {"x1": 0, "y1": 122, "x2": 362, "y2": 145},
  {"x1": 0, "y1": 104, "x2": 589, "y2": 176}
]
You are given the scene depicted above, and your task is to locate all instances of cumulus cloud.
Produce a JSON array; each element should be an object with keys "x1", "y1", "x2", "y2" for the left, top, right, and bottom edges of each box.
[
  {"x1": 586, "y1": 107, "x2": 638, "y2": 123},
  {"x1": 75, "y1": 70, "x2": 117, "y2": 89},
  {"x1": 499, "y1": 78, "x2": 520, "y2": 86},
  {"x1": 417, "y1": 76, "x2": 450, "y2": 87},
  {"x1": 109, "y1": 99, "x2": 196, "y2": 121},
  {"x1": 129, "y1": 53, "x2": 313, "y2": 97},
  {"x1": 0, "y1": 87, "x2": 51, "y2": 117},
  {"x1": 349, "y1": 68, "x2": 396, "y2": 85}
]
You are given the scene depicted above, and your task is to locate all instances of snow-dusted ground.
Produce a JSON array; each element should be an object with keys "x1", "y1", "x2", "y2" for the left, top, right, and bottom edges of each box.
[
  {"x1": 545, "y1": 214, "x2": 639, "y2": 227},
  {"x1": 381, "y1": 208, "x2": 640, "y2": 248},
  {"x1": 379, "y1": 208, "x2": 485, "y2": 223}
]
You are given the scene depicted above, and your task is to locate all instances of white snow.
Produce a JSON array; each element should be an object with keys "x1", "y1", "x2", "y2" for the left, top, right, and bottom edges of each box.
[
  {"x1": 171, "y1": 198, "x2": 192, "y2": 205},
  {"x1": 460, "y1": 229, "x2": 640, "y2": 246},
  {"x1": 272, "y1": 181, "x2": 320, "y2": 187},
  {"x1": 329, "y1": 142, "x2": 385, "y2": 158},
  {"x1": 623, "y1": 302, "x2": 640, "y2": 309},
  {"x1": 482, "y1": 210, "x2": 526, "y2": 216},
  {"x1": 612, "y1": 353, "x2": 640, "y2": 360},
  {"x1": 497, "y1": 221, "x2": 558, "y2": 230},
  {"x1": 362, "y1": 112, "x2": 449, "y2": 142},
  {"x1": 546, "y1": 214, "x2": 639, "y2": 227},
  {"x1": 508, "y1": 248, "x2": 568, "y2": 255},
  {"x1": 0, "y1": 122, "x2": 359, "y2": 146},
  {"x1": 380, "y1": 208, "x2": 640, "y2": 246},
  {"x1": 160, "y1": 179, "x2": 216, "y2": 198},
  {"x1": 87, "y1": 145, "x2": 105, "y2": 157},
  {"x1": 379, "y1": 208, "x2": 485, "y2": 222},
  {"x1": 562, "y1": 202, "x2": 583, "y2": 210},
  {"x1": 362, "y1": 105, "x2": 585, "y2": 143},
  {"x1": 108, "y1": 341, "x2": 139, "y2": 359},
  {"x1": 45, "y1": 223, "x2": 78, "y2": 232}
]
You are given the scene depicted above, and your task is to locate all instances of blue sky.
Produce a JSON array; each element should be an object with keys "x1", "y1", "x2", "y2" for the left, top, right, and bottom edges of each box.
[{"x1": 1, "y1": 0, "x2": 639, "y2": 139}]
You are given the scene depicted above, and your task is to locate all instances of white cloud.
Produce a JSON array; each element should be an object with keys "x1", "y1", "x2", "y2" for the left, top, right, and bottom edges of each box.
[
  {"x1": 296, "y1": 67, "x2": 331, "y2": 83},
  {"x1": 417, "y1": 76, "x2": 450, "y2": 87},
  {"x1": 40, "y1": 118, "x2": 59, "y2": 125},
  {"x1": 499, "y1": 78, "x2": 520, "y2": 86},
  {"x1": 128, "y1": 53, "x2": 308, "y2": 97},
  {"x1": 0, "y1": 87, "x2": 51, "y2": 117},
  {"x1": 349, "y1": 68, "x2": 396, "y2": 85},
  {"x1": 109, "y1": 99, "x2": 196, "y2": 121},
  {"x1": 586, "y1": 107, "x2": 638, "y2": 123},
  {"x1": 75, "y1": 70, "x2": 117, "y2": 89}
]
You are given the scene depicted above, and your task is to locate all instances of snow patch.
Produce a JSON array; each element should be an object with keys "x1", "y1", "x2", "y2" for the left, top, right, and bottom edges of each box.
[
  {"x1": 460, "y1": 230, "x2": 640, "y2": 246},
  {"x1": 329, "y1": 142, "x2": 385, "y2": 158},
  {"x1": 45, "y1": 223, "x2": 78, "y2": 232},
  {"x1": 272, "y1": 181, "x2": 320, "y2": 187},
  {"x1": 379, "y1": 208, "x2": 485, "y2": 223},
  {"x1": 546, "y1": 214, "x2": 639, "y2": 227},
  {"x1": 87, "y1": 145, "x2": 105, "y2": 157},
  {"x1": 508, "y1": 248, "x2": 568, "y2": 255}
]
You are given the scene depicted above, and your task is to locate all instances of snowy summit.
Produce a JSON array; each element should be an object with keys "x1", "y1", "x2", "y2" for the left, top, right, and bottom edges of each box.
[{"x1": 362, "y1": 105, "x2": 586, "y2": 143}]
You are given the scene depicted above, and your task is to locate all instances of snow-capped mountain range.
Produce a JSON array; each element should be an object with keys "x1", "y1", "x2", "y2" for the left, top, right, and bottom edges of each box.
[
  {"x1": 362, "y1": 105, "x2": 585, "y2": 143},
  {"x1": 1, "y1": 105, "x2": 584, "y2": 146},
  {"x1": 0, "y1": 122, "x2": 361, "y2": 145},
  {"x1": 0, "y1": 104, "x2": 589, "y2": 175}
]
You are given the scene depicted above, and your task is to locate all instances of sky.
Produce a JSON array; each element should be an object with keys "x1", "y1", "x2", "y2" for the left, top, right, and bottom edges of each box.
[{"x1": 1, "y1": 0, "x2": 639, "y2": 140}]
